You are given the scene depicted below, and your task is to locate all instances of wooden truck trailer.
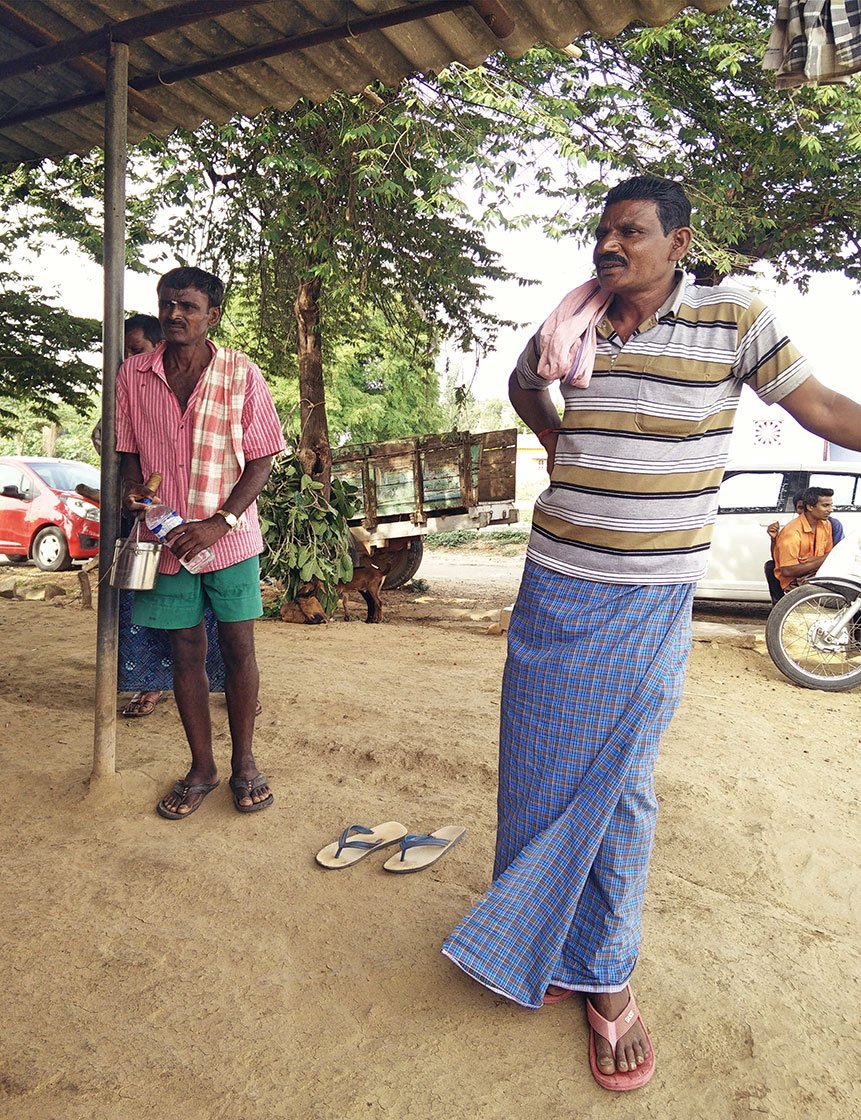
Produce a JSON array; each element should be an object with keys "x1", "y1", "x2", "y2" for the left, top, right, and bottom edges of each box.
[{"x1": 331, "y1": 428, "x2": 519, "y2": 587}]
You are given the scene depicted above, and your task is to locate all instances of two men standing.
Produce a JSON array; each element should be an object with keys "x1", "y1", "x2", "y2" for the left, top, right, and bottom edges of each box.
[{"x1": 116, "y1": 267, "x2": 284, "y2": 818}]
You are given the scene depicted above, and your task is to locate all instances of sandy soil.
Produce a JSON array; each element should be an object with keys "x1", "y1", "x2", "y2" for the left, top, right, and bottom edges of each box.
[{"x1": 0, "y1": 553, "x2": 857, "y2": 1120}]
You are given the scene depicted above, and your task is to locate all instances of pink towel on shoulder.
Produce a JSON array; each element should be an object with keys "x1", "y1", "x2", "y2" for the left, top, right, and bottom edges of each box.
[{"x1": 537, "y1": 279, "x2": 613, "y2": 388}]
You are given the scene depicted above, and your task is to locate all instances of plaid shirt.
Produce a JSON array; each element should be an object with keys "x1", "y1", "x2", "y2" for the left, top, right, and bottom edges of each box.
[
  {"x1": 763, "y1": 1, "x2": 861, "y2": 87},
  {"x1": 116, "y1": 340, "x2": 285, "y2": 574}
]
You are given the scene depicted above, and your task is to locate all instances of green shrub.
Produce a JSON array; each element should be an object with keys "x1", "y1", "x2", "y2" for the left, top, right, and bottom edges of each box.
[
  {"x1": 424, "y1": 529, "x2": 475, "y2": 548},
  {"x1": 258, "y1": 451, "x2": 359, "y2": 613},
  {"x1": 425, "y1": 527, "x2": 529, "y2": 551}
]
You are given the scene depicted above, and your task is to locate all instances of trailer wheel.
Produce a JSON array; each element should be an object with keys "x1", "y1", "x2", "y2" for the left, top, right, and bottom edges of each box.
[{"x1": 379, "y1": 538, "x2": 424, "y2": 589}]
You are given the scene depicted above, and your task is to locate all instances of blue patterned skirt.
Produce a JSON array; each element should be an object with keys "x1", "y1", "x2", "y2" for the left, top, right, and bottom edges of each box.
[
  {"x1": 442, "y1": 560, "x2": 694, "y2": 1008},
  {"x1": 117, "y1": 590, "x2": 226, "y2": 693}
]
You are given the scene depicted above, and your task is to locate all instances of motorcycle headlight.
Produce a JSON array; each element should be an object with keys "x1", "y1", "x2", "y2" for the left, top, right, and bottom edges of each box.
[{"x1": 63, "y1": 496, "x2": 100, "y2": 522}]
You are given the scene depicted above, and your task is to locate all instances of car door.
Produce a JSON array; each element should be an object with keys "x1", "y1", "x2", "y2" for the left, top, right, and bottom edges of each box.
[
  {"x1": 696, "y1": 469, "x2": 792, "y2": 601},
  {"x1": 0, "y1": 463, "x2": 33, "y2": 552}
]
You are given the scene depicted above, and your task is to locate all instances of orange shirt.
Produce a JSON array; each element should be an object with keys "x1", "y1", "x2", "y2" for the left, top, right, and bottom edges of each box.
[{"x1": 774, "y1": 514, "x2": 833, "y2": 590}]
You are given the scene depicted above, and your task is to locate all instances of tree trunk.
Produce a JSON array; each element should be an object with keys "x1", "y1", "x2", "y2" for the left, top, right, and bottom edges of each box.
[
  {"x1": 692, "y1": 264, "x2": 726, "y2": 287},
  {"x1": 294, "y1": 275, "x2": 332, "y2": 498},
  {"x1": 41, "y1": 423, "x2": 58, "y2": 456}
]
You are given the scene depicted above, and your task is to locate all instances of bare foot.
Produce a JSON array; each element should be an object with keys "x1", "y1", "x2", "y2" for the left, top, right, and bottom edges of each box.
[{"x1": 589, "y1": 989, "x2": 650, "y2": 1074}]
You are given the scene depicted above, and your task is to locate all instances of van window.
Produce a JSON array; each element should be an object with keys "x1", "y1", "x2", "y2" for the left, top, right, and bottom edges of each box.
[
  {"x1": 717, "y1": 471, "x2": 785, "y2": 512},
  {"x1": 808, "y1": 473, "x2": 861, "y2": 510}
]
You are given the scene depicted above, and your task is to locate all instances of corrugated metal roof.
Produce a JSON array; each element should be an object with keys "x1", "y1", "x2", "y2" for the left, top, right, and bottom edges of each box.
[{"x1": 0, "y1": 0, "x2": 732, "y2": 165}]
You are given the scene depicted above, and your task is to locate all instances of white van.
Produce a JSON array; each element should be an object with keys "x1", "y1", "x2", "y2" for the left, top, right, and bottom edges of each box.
[{"x1": 695, "y1": 462, "x2": 861, "y2": 602}]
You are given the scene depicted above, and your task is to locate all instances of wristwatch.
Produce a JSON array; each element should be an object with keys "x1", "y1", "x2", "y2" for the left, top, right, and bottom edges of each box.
[{"x1": 215, "y1": 508, "x2": 239, "y2": 530}]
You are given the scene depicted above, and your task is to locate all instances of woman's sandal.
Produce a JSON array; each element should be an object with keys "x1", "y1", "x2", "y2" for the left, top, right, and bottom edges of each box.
[{"x1": 121, "y1": 691, "x2": 164, "y2": 718}]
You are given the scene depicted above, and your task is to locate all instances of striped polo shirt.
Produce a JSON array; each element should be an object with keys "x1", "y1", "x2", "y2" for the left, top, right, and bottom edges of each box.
[{"x1": 515, "y1": 274, "x2": 812, "y2": 585}]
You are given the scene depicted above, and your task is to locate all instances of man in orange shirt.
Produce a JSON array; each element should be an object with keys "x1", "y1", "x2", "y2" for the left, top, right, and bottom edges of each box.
[{"x1": 774, "y1": 486, "x2": 834, "y2": 591}]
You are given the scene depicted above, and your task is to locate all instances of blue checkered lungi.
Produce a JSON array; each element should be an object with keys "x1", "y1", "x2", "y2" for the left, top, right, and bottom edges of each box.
[
  {"x1": 442, "y1": 559, "x2": 694, "y2": 1009},
  {"x1": 117, "y1": 591, "x2": 226, "y2": 693}
]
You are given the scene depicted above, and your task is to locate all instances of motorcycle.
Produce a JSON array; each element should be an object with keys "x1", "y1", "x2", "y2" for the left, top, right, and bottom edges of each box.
[{"x1": 766, "y1": 533, "x2": 861, "y2": 692}]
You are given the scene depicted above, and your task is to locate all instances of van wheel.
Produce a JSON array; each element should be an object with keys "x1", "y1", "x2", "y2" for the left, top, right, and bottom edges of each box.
[{"x1": 32, "y1": 528, "x2": 73, "y2": 572}]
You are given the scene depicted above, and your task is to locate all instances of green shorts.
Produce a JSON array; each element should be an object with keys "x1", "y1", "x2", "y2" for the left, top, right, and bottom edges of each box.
[{"x1": 131, "y1": 556, "x2": 263, "y2": 629}]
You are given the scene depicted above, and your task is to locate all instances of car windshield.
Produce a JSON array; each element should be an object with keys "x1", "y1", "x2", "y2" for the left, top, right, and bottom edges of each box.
[{"x1": 25, "y1": 460, "x2": 100, "y2": 492}]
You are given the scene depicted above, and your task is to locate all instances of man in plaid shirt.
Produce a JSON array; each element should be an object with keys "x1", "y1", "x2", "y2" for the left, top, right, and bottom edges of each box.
[{"x1": 117, "y1": 267, "x2": 285, "y2": 820}]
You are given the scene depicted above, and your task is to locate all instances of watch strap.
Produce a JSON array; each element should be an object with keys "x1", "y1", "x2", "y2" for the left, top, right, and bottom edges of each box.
[{"x1": 215, "y1": 508, "x2": 239, "y2": 529}]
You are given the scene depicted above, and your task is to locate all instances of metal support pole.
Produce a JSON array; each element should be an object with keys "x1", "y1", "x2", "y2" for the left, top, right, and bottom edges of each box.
[{"x1": 90, "y1": 39, "x2": 127, "y2": 783}]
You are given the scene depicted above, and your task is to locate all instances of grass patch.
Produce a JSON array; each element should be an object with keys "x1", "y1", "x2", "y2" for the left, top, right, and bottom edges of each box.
[{"x1": 425, "y1": 528, "x2": 529, "y2": 555}]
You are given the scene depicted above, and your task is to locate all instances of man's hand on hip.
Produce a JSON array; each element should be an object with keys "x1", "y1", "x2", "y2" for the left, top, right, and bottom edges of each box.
[{"x1": 538, "y1": 429, "x2": 559, "y2": 476}]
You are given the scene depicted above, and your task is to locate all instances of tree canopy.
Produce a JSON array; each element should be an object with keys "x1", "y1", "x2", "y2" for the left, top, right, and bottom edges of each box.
[
  {"x1": 438, "y1": 0, "x2": 861, "y2": 285},
  {"x1": 2, "y1": 0, "x2": 859, "y2": 436},
  {"x1": 0, "y1": 271, "x2": 100, "y2": 436}
]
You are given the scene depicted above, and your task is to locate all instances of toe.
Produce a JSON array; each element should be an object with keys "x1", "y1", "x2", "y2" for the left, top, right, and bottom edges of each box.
[{"x1": 595, "y1": 1039, "x2": 615, "y2": 1074}]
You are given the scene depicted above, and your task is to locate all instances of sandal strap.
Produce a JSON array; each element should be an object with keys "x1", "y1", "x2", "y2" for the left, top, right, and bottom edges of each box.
[
  {"x1": 231, "y1": 773, "x2": 268, "y2": 793},
  {"x1": 398, "y1": 833, "x2": 450, "y2": 861},
  {"x1": 586, "y1": 988, "x2": 638, "y2": 1050},
  {"x1": 169, "y1": 779, "x2": 217, "y2": 799},
  {"x1": 335, "y1": 823, "x2": 383, "y2": 860}
]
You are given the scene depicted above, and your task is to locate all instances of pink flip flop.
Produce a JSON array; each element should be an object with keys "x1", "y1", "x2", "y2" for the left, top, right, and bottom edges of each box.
[
  {"x1": 542, "y1": 986, "x2": 575, "y2": 1005},
  {"x1": 586, "y1": 987, "x2": 655, "y2": 1091}
]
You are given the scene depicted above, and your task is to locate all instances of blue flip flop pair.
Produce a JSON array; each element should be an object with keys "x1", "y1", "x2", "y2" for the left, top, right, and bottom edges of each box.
[{"x1": 315, "y1": 821, "x2": 466, "y2": 872}]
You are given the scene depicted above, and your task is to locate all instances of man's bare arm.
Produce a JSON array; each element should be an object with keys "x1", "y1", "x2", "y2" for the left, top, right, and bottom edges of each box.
[
  {"x1": 778, "y1": 554, "x2": 827, "y2": 580},
  {"x1": 120, "y1": 452, "x2": 152, "y2": 509},
  {"x1": 779, "y1": 376, "x2": 861, "y2": 451},
  {"x1": 509, "y1": 371, "x2": 562, "y2": 474},
  {"x1": 218, "y1": 455, "x2": 275, "y2": 519}
]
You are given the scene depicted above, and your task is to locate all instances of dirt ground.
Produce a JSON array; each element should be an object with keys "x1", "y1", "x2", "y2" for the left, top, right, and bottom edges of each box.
[{"x1": 0, "y1": 552, "x2": 857, "y2": 1120}]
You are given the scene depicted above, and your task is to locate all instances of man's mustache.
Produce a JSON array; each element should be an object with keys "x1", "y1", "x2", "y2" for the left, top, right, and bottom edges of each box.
[{"x1": 597, "y1": 254, "x2": 626, "y2": 267}]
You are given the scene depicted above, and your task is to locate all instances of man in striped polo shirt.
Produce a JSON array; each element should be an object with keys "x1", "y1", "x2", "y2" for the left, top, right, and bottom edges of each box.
[
  {"x1": 117, "y1": 267, "x2": 285, "y2": 821},
  {"x1": 443, "y1": 176, "x2": 861, "y2": 1090}
]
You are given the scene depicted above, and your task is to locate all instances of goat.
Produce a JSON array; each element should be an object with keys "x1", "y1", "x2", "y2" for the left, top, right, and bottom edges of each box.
[
  {"x1": 279, "y1": 582, "x2": 327, "y2": 625},
  {"x1": 338, "y1": 547, "x2": 400, "y2": 624}
]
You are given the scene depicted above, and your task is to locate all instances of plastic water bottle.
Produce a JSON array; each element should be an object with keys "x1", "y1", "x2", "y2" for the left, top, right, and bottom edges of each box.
[{"x1": 144, "y1": 503, "x2": 214, "y2": 574}]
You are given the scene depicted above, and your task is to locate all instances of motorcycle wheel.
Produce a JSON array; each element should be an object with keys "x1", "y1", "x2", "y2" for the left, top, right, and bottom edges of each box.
[{"x1": 765, "y1": 584, "x2": 861, "y2": 692}]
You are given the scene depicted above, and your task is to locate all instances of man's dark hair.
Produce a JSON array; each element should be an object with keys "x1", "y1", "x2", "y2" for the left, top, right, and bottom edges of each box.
[
  {"x1": 791, "y1": 490, "x2": 805, "y2": 510},
  {"x1": 802, "y1": 486, "x2": 834, "y2": 509},
  {"x1": 124, "y1": 314, "x2": 163, "y2": 345},
  {"x1": 604, "y1": 175, "x2": 692, "y2": 234},
  {"x1": 157, "y1": 266, "x2": 224, "y2": 309}
]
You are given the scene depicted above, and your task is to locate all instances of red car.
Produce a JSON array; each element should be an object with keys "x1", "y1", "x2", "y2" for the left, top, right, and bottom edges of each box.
[{"x1": 0, "y1": 456, "x2": 101, "y2": 571}]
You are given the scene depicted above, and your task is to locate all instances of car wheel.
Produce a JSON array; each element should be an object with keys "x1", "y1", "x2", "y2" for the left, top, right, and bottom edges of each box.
[{"x1": 32, "y1": 527, "x2": 73, "y2": 572}]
